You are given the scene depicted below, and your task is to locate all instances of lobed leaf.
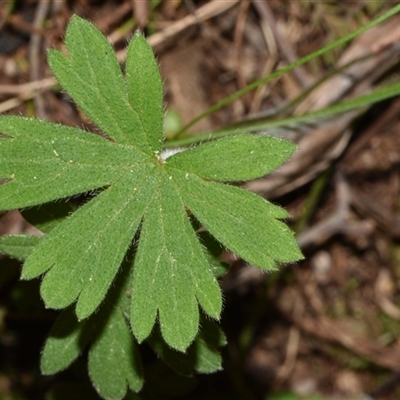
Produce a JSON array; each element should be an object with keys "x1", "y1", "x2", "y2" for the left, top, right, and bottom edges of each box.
[
  {"x1": 126, "y1": 32, "x2": 163, "y2": 153},
  {"x1": 89, "y1": 305, "x2": 143, "y2": 399},
  {"x1": 0, "y1": 14, "x2": 303, "y2": 356},
  {"x1": 42, "y1": 259, "x2": 143, "y2": 400},
  {"x1": 41, "y1": 308, "x2": 92, "y2": 374},
  {"x1": 22, "y1": 169, "x2": 157, "y2": 320},
  {"x1": 167, "y1": 135, "x2": 296, "y2": 182},
  {"x1": 190, "y1": 328, "x2": 226, "y2": 374},
  {"x1": 148, "y1": 318, "x2": 226, "y2": 376},
  {"x1": 0, "y1": 116, "x2": 147, "y2": 209},
  {"x1": 130, "y1": 170, "x2": 221, "y2": 351},
  {"x1": 172, "y1": 170, "x2": 303, "y2": 270},
  {"x1": 48, "y1": 15, "x2": 152, "y2": 152}
]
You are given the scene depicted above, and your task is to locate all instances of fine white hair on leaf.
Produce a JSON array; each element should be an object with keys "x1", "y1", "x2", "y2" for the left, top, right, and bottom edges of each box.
[{"x1": 160, "y1": 147, "x2": 186, "y2": 161}]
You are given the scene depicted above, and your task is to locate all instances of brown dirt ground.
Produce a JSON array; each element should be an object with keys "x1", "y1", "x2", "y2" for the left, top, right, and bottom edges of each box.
[{"x1": 1, "y1": 1, "x2": 400, "y2": 399}]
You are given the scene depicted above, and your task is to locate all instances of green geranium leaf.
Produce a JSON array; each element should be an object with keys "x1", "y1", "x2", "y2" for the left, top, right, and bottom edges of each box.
[
  {"x1": 171, "y1": 172, "x2": 301, "y2": 270},
  {"x1": 130, "y1": 170, "x2": 221, "y2": 351},
  {"x1": 23, "y1": 171, "x2": 157, "y2": 320},
  {"x1": 148, "y1": 318, "x2": 226, "y2": 376},
  {"x1": 41, "y1": 307, "x2": 92, "y2": 375},
  {"x1": 0, "y1": 15, "x2": 302, "y2": 351},
  {"x1": 0, "y1": 234, "x2": 40, "y2": 260},
  {"x1": 0, "y1": 116, "x2": 149, "y2": 209},
  {"x1": 167, "y1": 134, "x2": 295, "y2": 181},
  {"x1": 47, "y1": 18, "x2": 154, "y2": 151},
  {"x1": 42, "y1": 262, "x2": 144, "y2": 400},
  {"x1": 89, "y1": 285, "x2": 143, "y2": 398},
  {"x1": 89, "y1": 304, "x2": 143, "y2": 398},
  {"x1": 126, "y1": 31, "x2": 163, "y2": 152}
]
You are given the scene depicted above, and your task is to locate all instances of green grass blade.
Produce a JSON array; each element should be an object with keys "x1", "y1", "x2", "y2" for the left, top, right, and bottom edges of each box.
[
  {"x1": 176, "y1": 4, "x2": 400, "y2": 135},
  {"x1": 211, "y1": 81, "x2": 400, "y2": 137},
  {"x1": 166, "y1": 81, "x2": 400, "y2": 147}
]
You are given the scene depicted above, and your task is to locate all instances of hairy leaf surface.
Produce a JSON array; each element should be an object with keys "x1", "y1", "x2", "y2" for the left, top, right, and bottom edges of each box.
[
  {"x1": 168, "y1": 134, "x2": 295, "y2": 181},
  {"x1": 89, "y1": 305, "x2": 143, "y2": 398},
  {"x1": 171, "y1": 171, "x2": 302, "y2": 270},
  {"x1": 47, "y1": 19, "x2": 150, "y2": 151},
  {"x1": 0, "y1": 117, "x2": 147, "y2": 209},
  {"x1": 126, "y1": 32, "x2": 163, "y2": 152},
  {"x1": 0, "y1": 15, "x2": 302, "y2": 352},
  {"x1": 130, "y1": 170, "x2": 221, "y2": 350}
]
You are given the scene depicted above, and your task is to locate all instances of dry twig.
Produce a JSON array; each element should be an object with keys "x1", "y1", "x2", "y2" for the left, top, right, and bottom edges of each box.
[
  {"x1": 0, "y1": 1, "x2": 240, "y2": 113},
  {"x1": 251, "y1": 0, "x2": 311, "y2": 88},
  {"x1": 29, "y1": 0, "x2": 50, "y2": 119},
  {"x1": 244, "y1": 15, "x2": 400, "y2": 199}
]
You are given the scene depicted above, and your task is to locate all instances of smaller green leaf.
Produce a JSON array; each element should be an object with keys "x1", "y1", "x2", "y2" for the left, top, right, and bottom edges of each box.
[
  {"x1": 88, "y1": 260, "x2": 143, "y2": 399},
  {"x1": 0, "y1": 234, "x2": 40, "y2": 261},
  {"x1": 148, "y1": 318, "x2": 226, "y2": 376},
  {"x1": 195, "y1": 318, "x2": 227, "y2": 373},
  {"x1": 41, "y1": 308, "x2": 92, "y2": 375},
  {"x1": 89, "y1": 305, "x2": 143, "y2": 399},
  {"x1": 200, "y1": 316, "x2": 227, "y2": 348},
  {"x1": 190, "y1": 336, "x2": 224, "y2": 374},
  {"x1": 167, "y1": 135, "x2": 296, "y2": 181},
  {"x1": 126, "y1": 31, "x2": 163, "y2": 153},
  {"x1": 43, "y1": 258, "x2": 143, "y2": 400}
]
